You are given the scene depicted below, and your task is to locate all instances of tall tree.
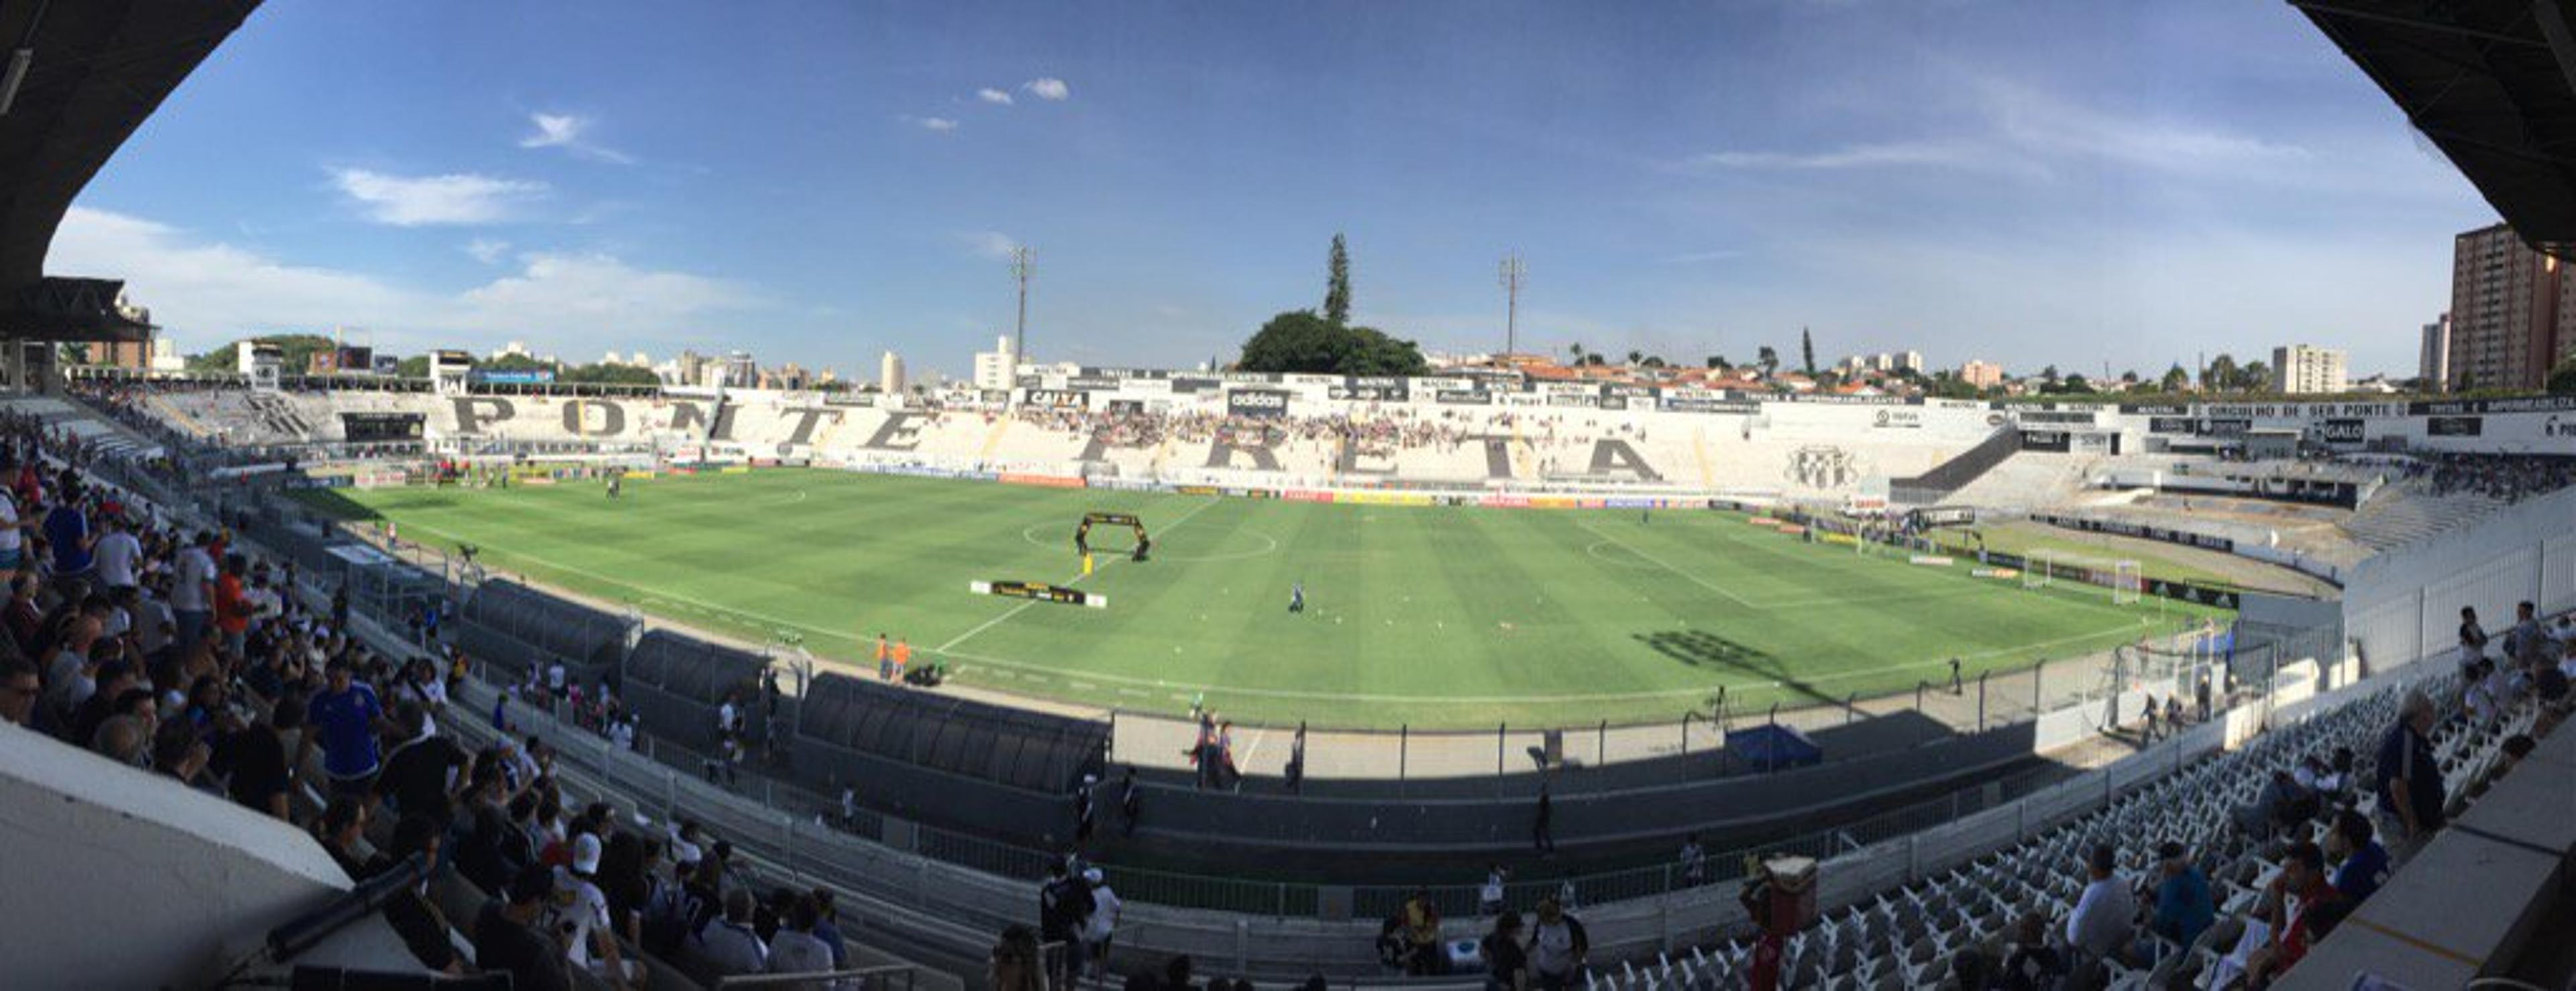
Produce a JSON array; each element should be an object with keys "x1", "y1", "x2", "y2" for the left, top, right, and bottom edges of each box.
[
  {"x1": 1323, "y1": 233, "x2": 1352, "y2": 325},
  {"x1": 2239, "y1": 361, "x2": 2271, "y2": 393},
  {"x1": 1799, "y1": 327, "x2": 1817, "y2": 376},
  {"x1": 2548, "y1": 356, "x2": 2576, "y2": 395},
  {"x1": 1756, "y1": 346, "x2": 1780, "y2": 377},
  {"x1": 1706, "y1": 354, "x2": 1731, "y2": 370},
  {"x1": 1626, "y1": 348, "x2": 1644, "y2": 367},
  {"x1": 2161, "y1": 364, "x2": 2189, "y2": 392},
  {"x1": 1567, "y1": 343, "x2": 1585, "y2": 365},
  {"x1": 1236, "y1": 309, "x2": 1427, "y2": 376},
  {"x1": 2204, "y1": 354, "x2": 2239, "y2": 392}
]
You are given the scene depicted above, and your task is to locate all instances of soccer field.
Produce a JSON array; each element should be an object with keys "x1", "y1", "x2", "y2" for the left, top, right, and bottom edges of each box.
[{"x1": 297, "y1": 470, "x2": 2226, "y2": 729}]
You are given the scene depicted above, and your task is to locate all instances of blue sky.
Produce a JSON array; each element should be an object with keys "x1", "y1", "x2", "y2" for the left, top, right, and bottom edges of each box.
[{"x1": 55, "y1": 0, "x2": 2489, "y2": 380}]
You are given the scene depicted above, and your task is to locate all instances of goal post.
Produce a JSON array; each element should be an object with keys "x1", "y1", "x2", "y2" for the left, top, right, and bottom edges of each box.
[
  {"x1": 2022, "y1": 552, "x2": 2055, "y2": 590},
  {"x1": 2111, "y1": 560, "x2": 2143, "y2": 606}
]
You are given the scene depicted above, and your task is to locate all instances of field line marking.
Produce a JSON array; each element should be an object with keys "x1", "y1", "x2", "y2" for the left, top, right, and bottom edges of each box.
[
  {"x1": 1576, "y1": 519, "x2": 1762, "y2": 609},
  {"x1": 938, "y1": 494, "x2": 1224, "y2": 654},
  {"x1": 360, "y1": 492, "x2": 2187, "y2": 711},
  {"x1": 924, "y1": 617, "x2": 2157, "y2": 707}
]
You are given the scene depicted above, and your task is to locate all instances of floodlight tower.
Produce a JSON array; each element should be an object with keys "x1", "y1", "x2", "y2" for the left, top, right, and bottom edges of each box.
[
  {"x1": 1011, "y1": 246, "x2": 1033, "y2": 364},
  {"x1": 1499, "y1": 252, "x2": 1527, "y2": 359}
]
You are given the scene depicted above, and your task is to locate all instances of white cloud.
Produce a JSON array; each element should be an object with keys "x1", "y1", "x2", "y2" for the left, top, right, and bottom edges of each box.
[
  {"x1": 330, "y1": 168, "x2": 547, "y2": 226},
  {"x1": 977, "y1": 88, "x2": 1014, "y2": 106},
  {"x1": 906, "y1": 115, "x2": 961, "y2": 134},
  {"x1": 456, "y1": 252, "x2": 757, "y2": 335},
  {"x1": 959, "y1": 230, "x2": 1022, "y2": 260},
  {"x1": 464, "y1": 239, "x2": 511, "y2": 264},
  {"x1": 1691, "y1": 142, "x2": 1992, "y2": 172},
  {"x1": 52, "y1": 207, "x2": 762, "y2": 354},
  {"x1": 1022, "y1": 77, "x2": 1070, "y2": 101},
  {"x1": 517, "y1": 112, "x2": 635, "y2": 164},
  {"x1": 1973, "y1": 76, "x2": 2309, "y2": 171}
]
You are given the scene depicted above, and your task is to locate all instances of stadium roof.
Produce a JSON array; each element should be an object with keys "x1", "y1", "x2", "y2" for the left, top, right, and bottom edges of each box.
[
  {"x1": 0, "y1": 0, "x2": 261, "y2": 340},
  {"x1": 2297, "y1": 1, "x2": 2576, "y2": 255}
]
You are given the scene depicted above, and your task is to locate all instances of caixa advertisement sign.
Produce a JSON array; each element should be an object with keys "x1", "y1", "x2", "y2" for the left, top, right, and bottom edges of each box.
[
  {"x1": 1023, "y1": 388, "x2": 1088, "y2": 409},
  {"x1": 1226, "y1": 388, "x2": 1291, "y2": 419}
]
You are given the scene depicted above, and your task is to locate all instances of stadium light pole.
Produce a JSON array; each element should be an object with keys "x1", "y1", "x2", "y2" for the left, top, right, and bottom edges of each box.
[
  {"x1": 1011, "y1": 245, "x2": 1033, "y2": 365},
  {"x1": 1499, "y1": 252, "x2": 1526, "y2": 359}
]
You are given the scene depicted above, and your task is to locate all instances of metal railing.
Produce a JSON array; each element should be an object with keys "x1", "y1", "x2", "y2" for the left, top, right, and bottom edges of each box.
[{"x1": 716, "y1": 963, "x2": 920, "y2": 990}]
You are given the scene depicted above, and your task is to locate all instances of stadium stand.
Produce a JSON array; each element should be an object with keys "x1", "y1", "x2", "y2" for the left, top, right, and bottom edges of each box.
[
  {"x1": 619, "y1": 629, "x2": 774, "y2": 758},
  {"x1": 796, "y1": 671, "x2": 1110, "y2": 795},
  {"x1": 453, "y1": 578, "x2": 633, "y2": 682}
]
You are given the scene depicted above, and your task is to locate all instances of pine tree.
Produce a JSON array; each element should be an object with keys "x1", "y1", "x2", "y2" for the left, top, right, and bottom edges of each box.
[
  {"x1": 1324, "y1": 233, "x2": 1352, "y2": 325},
  {"x1": 1800, "y1": 327, "x2": 1817, "y2": 376}
]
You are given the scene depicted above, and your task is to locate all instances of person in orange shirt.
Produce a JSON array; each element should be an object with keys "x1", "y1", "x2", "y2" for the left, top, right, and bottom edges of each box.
[
  {"x1": 892, "y1": 639, "x2": 912, "y2": 683},
  {"x1": 213, "y1": 554, "x2": 252, "y2": 656},
  {"x1": 873, "y1": 633, "x2": 891, "y2": 681}
]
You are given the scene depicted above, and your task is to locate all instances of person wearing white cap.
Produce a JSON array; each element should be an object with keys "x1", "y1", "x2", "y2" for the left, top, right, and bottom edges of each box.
[
  {"x1": 553, "y1": 832, "x2": 645, "y2": 988},
  {"x1": 1082, "y1": 867, "x2": 1122, "y2": 982}
]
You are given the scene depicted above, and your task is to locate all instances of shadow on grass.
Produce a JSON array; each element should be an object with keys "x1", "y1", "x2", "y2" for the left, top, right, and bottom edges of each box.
[
  {"x1": 282, "y1": 486, "x2": 391, "y2": 522},
  {"x1": 1632, "y1": 629, "x2": 1837, "y2": 707}
]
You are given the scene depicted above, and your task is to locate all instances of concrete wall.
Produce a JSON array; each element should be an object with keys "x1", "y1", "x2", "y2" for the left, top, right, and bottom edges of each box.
[{"x1": 2343, "y1": 485, "x2": 2576, "y2": 670}]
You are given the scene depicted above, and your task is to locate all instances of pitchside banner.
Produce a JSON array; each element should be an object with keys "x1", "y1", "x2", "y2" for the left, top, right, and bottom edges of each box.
[
  {"x1": 1023, "y1": 388, "x2": 1087, "y2": 409},
  {"x1": 1226, "y1": 388, "x2": 1291, "y2": 419}
]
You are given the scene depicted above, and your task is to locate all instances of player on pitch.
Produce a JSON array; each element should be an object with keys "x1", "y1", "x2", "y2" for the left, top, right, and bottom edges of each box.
[{"x1": 1289, "y1": 580, "x2": 1305, "y2": 614}]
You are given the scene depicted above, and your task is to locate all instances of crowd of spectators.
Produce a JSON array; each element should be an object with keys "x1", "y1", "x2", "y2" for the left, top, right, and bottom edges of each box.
[
  {"x1": 2402, "y1": 452, "x2": 2576, "y2": 503},
  {"x1": 1932, "y1": 598, "x2": 2573, "y2": 990},
  {"x1": 0, "y1": 401, "x2": 890, "y2": 988}
]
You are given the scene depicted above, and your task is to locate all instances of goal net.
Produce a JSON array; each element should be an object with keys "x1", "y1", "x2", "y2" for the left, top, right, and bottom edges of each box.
[{"x1": 2024, "y1": 551, "x2": 2144, "y2": 605}]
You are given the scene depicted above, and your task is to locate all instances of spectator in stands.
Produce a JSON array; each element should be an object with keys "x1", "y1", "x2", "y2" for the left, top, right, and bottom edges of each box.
[
  {"x1": 696, "y1": 886, "x2": 769, "y2": 978},
  {"x1": 372, "y1": 813, "x2": 465, "y2": 976},
  {"x1": 0, "y1": 655, "x2": 37, "y2": 725},
  {"x1": 1483, "y1": 910, "x2": 1529, "y2": 991},
  {"x1": 1163, "y1": 953, "x2": 1197, "y2": 991},
  {"x1": 1040, "y1": 857, "x2": 1095, "y2": 984},
  {"x1": 1083, "y1": 867, "x2": 1122, "y2": 982},
  {"x1": 91, "y1": 515, "x2": 140, "y2": 593},
  {"x1": 766, "y1": 890, "x2": 837, "y2": 979},
  {"x1": 42, "y1": 477, "x2": 94, "y2": 598},
  {"x1": 1679, "y1": 834, "x2": 1707, "y2": 886},
  {"x1": 2241, "y1": 841, "x2": 2339, "y2": 989},
  {"x1": 315, "y1": 794, "x2": 372, "y2": 877},
  {"x1": 375, "y1": 702, "x2": 466, "y2": 823},
  {"x1": 212, "y1": 555, "x2": 253, "y2": 658},
  {"x1": 2324, "y1": 809, "x2": 2388, "y2": 904},
  {"x1": 6, "y1": 573, "x2": 44, "y2": 656},
  {"x1": 301, "y1": 658, "x2": 385, "y2": 796},
  {"x1": 478, "y1": 864, "x2": 574, "y2": 991},
  {"x1": 1479, "y1": 864, "x2": 1508, "y2": 917},
  {"x1": 1527, "y1": 895, "x2": 1588, "y2": 991},
  {"x1": 2146, "y1": 841, "x2": 2213, "y2": 957},
  {"x1": 1998, "y1": 911, "x2": 2065, "y2": 990},
  {"x1": 810, "y1": 888, "x2": 849, "y2": 969},
  {"x1": 2504, "y1": 601, "x2": 2545, "y2": 663},
  {"x1": 1400, "y1": 888, "x2": 1443, "y2": 975},
  {"x1": 985, "y1": 925, "x2": 1044, "y2": 991},
  {"x1": 0, "y1": 476, "x2": 21, "y2": 574},
  {"x1": 2458, "y1": 606, "x2": 2489, "y2": 671},
  {"x1": 170, "y1": 532, "x2": 215, "y2": 652},
  {"x1": 2063, "y1": 843, "x2": 2137, "y2": 966},
  {"x1": 2374, "y1": 688, "x2": 2445, "y2": 863}
]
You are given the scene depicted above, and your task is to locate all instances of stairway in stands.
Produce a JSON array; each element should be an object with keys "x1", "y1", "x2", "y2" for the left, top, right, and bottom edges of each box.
[
  {"x1": 0, "y1": 394, "x2": 164, "y2": 460},
  {"x1": 2339, "y1": 479, "x2": 2508, "y2": 552},
  {"x1": 1888, "y1": 427, "x2": 2021, "y2": 505},
  {"x1": 245, "y1": 393, "x2": 313, "y2": 439}
]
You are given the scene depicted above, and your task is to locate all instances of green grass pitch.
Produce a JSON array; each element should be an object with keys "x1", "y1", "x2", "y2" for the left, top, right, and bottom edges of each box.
[{"x1": 296, "y1": 469, "x2": 2228, "y2": 729}]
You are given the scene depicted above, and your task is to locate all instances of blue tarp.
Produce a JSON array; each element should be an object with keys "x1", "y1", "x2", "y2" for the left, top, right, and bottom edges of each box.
[{"x1": 1725, "y1": 723, "x2": 1823, "y2": 770}]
